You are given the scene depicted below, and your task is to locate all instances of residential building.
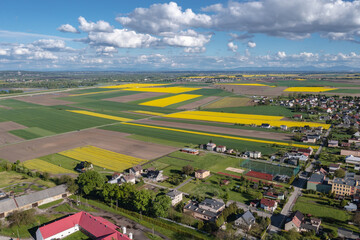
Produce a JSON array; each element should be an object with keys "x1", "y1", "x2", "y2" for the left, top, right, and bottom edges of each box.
[
  {"x1": 206, "y1": 142, "x2": 216, "y2": 151},
  {"x1": 129, "y1": 165, "x2": 142, "y2": 176},
  {"x1": 329, "y1": 163, "x2": 340, "y2": 173},
  {"x1": 36, "y1": 211, "x2": 131, "y2": 240},
  {"x1": 234, "y1": 211, "x2": 256, "y2": 231},
  {"x1": 146, "y1": 170, "x2": 163, "y2": 182},
  {"x1": 244, "y1": 151, "x2": 262, "y2": 159},
  {"x1": 331, "y1": 172, "x2": 359, "y2": 196},
  {"x1": 328, "y1": 140, "x2": 339, "y2": 147},
  {"x1": 285, "y1": 211, "x2": 304, "y2": 232},
  {"x1": 0, "y1": 185, "x2": 68, "y2": 218},
  {"x1": 297, "y1": 147, "x2": 313, "y2": 155},
  {"x1": 264, "y1": 191, "x2": 285, "y2": 200},
  {"x1": 120, "y1": 175, "x2": 136, "y2": 184},
  {"x1": 346, "y1": 155, "x2": 360, "y2": 165},
  {"x1": 216, "y1": 145, "x2": 226, "y2": 153},
  {"x1": 166, "y1": 190, "x2": 183, "y2": 206},
  {"x1": 184, "y1": 198, "x2": 225, "y2": 221},
  {"x1": 260, "y1": 198, "x2": 277, "y2": 212},
  {"x1": 108, "y1": 173, "x2": 123, "y2": 184},
  {"x1": 75, "y1": 161, "x2": 93, "y2": 173},
  {"x1": 195, "y1": 169, "x2": 210, "y2": 179}
]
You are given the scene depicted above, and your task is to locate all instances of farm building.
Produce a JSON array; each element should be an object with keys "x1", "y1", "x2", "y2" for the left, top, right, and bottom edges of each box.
[
  {"x1": 36, "y1": 211, "x2": 131, "y2": 240},
  {"x1": 306, "y1": 173, "x2": 331, "y2": 193},
  {"x1": 0, "y1": 185, "x2": 68, "y2": 218},
  {"x1": 180, "y1": 148, "x2": 199, "y2": 155}
]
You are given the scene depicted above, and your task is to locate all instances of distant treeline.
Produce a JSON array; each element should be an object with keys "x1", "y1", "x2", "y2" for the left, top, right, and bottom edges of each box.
[{"x1": 0, "y1": 89, "x2": 23, "y2": 94}]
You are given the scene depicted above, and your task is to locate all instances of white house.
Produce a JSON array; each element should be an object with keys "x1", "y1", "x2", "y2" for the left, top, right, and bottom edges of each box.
[
  {"x1": 346, "y1": 155, "x2": 360, "y2": 165},
  {"x1": 166, "y1": 190, "x2": 183, "y2": 206}
]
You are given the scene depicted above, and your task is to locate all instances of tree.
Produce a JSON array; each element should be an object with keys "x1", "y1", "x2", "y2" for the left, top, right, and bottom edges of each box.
[
  {"x1": 340, "y1": 199, "x2": 348, "y2": 208},
  {"x1": 221, "y1": 192, "x2": 229, "y2": 205},
  {"x1": 197, "y1": 220, "x2": 204, "y2": 230},
  {"x1": 131, "y1": 189, "x2": 152, "y2": 213},
  {"x1": 7, "y1": 209, "x2": 36, "y2": 227},
  {"x1": 334, "y1": 168, "x2": 345, "y2": 178},
  {"x1": 182, "y1": 165, "x2": 194, "y2": 175},
  {"x1": 151, "y1": 195, "x2": 171, "y2": 217},
  {"x1": 77, "y1": 170, "x2": 105, "y2": 195}
]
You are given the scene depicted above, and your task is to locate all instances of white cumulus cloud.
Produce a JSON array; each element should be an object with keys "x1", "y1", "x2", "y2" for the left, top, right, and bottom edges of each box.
[
  {"x1": 227, "y1": 42, "x2": 238, "y2": 52},
  {"x1": 247, "y1": 41, "x2": 256, "y2": 48},
  {"x1": 78, "y1": 16, "x2": 113, "y2": 32},
  {"x1": 57, "y1": 24, "x2": 79, "y2": 33},
  {"x1": 162, "y1": 29, "x2": 211, "y2": 48}
]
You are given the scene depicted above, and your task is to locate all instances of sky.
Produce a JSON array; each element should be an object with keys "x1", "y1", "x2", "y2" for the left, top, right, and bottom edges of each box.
[{"x1": 1, "y1": 0, "x2": 360, "y2": 71}]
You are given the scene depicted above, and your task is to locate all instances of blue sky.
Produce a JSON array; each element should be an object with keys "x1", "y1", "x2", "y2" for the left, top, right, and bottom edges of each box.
[{"x1": 1, "y1": 0, "x2": 360, "y2": 70}]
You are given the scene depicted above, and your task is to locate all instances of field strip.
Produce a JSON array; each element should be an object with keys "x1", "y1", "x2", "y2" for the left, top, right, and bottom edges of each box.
[
  {"x1": 225, "y1": 167, "x2": 245, "y2": 174},
  {"x1": 132, "y1": 111, "x2": 166, "y2": 116},
  {"x1": 140, "y1": 94, "x2": 202, "y2": 107},
  {"x1": 283, "y1": 87, "x2": 338, "y2": 92},
  {"x1": 121, "y1": 122, "x2": 319, "y2": 149},
  {"x1": 215, "y1": 83, "x2": 275, "y2": 87},
  {"x1": 23, "y1": 158, "x2": 75, "y2": 174},
  {"x1": 67, "y1": 110, "x2": 132, "y2": 122},
  {"x1": 100, "y1": 83, "x2": 169, "y2": 89},
  {"x1": 69, "y1": 89, "x2": 125, "y2": 97},
  {"x1": 123, "y1": 87, "x2": 201, "y2": 94}
]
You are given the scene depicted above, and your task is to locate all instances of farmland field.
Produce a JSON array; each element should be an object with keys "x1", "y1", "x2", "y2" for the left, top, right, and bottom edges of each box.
[
  {"x1": 283, "y1": 87, "x2": 338, "y2": 92},
  {"x1": 23, "y1": 158, "x2": 75, "y2": 174},
  {"x1": 59, "y1": 145, "x2": 147, "y2": 171},
  {"x1": 123, "y1": 86, "x2": 200, "y2": 93},
  {"x1": 67, "y1": 110, "x2": 132, "y2": 122},
  {"x1": 204, "y1": 97, "x2": 251, "y2": 108},
  {"x1": 140, "y1": 94, "x2": 202, "y2": 107}
]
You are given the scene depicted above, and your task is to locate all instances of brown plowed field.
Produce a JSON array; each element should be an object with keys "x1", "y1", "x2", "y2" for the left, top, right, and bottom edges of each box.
[
  {"x1": 136, "y1": 119, "x2": 292, "y2": 141},
  {"x1": 218, "y1": 85, "x2": 288, "y2": 96},
  {"x1": 16, "y1": 93, "x2": 74, "y2": 106},
  {"x1": 0, "y1": 121, "x2": 27, "y2": 131},
  {"x1": 177, "y1": 96, "x2": 220, "y2": 109},
  {"x1": 0, "y1": 128, "x2": 178, "y2": 162},
  {"x1": 0, "y1": 121, "x2": 26, "y2": 146},
  {"x1": 104, "y1": 92, "x2": 167, "y2": 102}
]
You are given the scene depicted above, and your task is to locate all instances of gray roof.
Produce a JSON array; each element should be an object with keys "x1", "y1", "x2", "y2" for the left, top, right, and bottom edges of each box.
[
  {"x1": 239, "y1": 211, "x2": 255, "y2": 226},
  {"x1": 199, "y1": 198, "x2": 225, "y2": 212},
  {"x1": 308, "y1": 173, "x2": 324, "y2": 184},
  {"x1": 333, "y1": 173, "x2": 357, "y2": 187},
  {"x1": 15, "y1": 185, "x2": 67, "y2": 208},
  {"x1": 0, "y1": 198, "x2": 17, "y2": 213},
  {"x1": 166, "y1": 190, "x2": 182, "y2": 198},
  {"x1": 184, "y1": 201, "x2": 218, "y2": 218}
]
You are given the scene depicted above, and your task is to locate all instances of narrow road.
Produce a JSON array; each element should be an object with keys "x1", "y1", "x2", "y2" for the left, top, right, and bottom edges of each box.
[{"x1": 174, "y1": 177, "x2": 194, "y2": 190}]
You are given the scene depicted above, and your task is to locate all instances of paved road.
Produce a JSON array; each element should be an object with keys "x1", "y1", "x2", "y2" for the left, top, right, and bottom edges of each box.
[
  {"x1": 174, "y1": 177, "x2": 194, "y2": 190},
  {"x1": 314, "y1": 126, "x2": 332, "y2": 159},
  {"x1": 226, "y1": 200, "x2": 272, "y2": 219}
]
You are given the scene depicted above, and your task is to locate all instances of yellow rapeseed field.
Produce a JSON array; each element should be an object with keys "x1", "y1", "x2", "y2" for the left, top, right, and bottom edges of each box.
[
  {"x1": 132, "y1": 110, "x2": 166, "y2": 116},
  {"x1": 23, "y1": 159, "x2": 74, "y2": 174},
  {"x1": 216, "y1": 83, "x2": 274, "y2": 87},
  {"x1": 140, "y1": 94, "x2": 202, "y2": 107},
  {"x1": 67, "y1": 110, "x2": 132, "y2": 122},
  {"x1": 295, "y1": 78, "x2": 306, "y2": 81},
  {"x1": 284, "y1": 87, "x2": 338, "y2": 92},
  {"x1": 123, "y1": 87, "x2": 200, "y2": 94},
  {"x1": 59, "y1": 146, "x2": 145, "y2": 171},
  {"x1": 100, "y1": 83, "x2": 169, "y2": 89},
  {"x1": 121, "y1": 122, "x2": 319, "y2": 149},
  {"x1": 165, "y1": 110, "x2": 330, "y2": 129}
]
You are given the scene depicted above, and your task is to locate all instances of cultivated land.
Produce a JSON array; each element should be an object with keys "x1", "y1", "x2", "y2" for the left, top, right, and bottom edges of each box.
[
  {"x1": 16, "y1": 92, "x2": 74, "y2": 106},
  {"x1": 0, "y1": 121, "x2": 27, "y2": 145},
  {"x1": 104, "y1": 92, "x2": 167, "y2": 102},
  {"x1": 177, "y1": 96, "x2": 220, "y2": 109},
  {"x1": 136, "y1": 119, "x2": 293, "y2": 141},
  {"x1": 204, "y1": 96, "x2": 252, "y2": 109},
  {"x1": 0, "y1": 128, "x2": 177, "y2": 162}
]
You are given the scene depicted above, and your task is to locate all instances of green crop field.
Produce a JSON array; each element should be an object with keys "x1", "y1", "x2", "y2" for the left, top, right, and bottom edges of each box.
[
  {"x1": 205, "y1": 105, "x2": 296, "y2": 117},
  {"x1": 204, "y1": 97, "x2": 251, "y2": 109},
  {"x1": 328, "y1": 88, "x2": 360, "y2": 94},
  {"x1": 102, "y1": 123, "x2": 278, "y2": 154}
]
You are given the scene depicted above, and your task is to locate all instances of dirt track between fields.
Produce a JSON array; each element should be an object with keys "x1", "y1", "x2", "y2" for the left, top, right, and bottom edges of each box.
[
  {"x1": 177, "y1": 96, "x2": 220, "y2": 109},
  {"x1": 104, "y1": 92, "x2": 167, "y2": 102},
  {"x1": 0, "y1": 128, "x2": 178, "y2": 162},
  {"x1": 136, "y1": 119, "x2": 293, "y2": 141},
  {"x1": 16, "y1": 92, "x2": 74, "y2": 106}
]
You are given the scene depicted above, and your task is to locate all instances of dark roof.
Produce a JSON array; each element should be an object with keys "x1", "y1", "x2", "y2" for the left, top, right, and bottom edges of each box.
[
  {"x1": 308, "y1": 173, "x2": 324, "y2": 184},
  {"x1": 199, "y1": 198, "x2": 225, "y2": 212},
  {"x1": 131, "y1": 165, "x2": 142, "y2": 172},
  {"x1": 293, "y1": 211, "x2": 304, "y2": 222},
  {"x1": 166, "y1": 190, "x2": 182, "y2": 198},
  {"x1": 184, "y1": 202, "x2": 218, "y2": 218},
  {"x1": 240, "y1": 211, "x2": 255, "y2": 226}
]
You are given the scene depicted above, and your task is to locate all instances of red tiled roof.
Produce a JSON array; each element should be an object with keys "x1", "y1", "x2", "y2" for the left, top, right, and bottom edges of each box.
[
  {"x1": 39, "y1": 212, "x2": 130, "y2": 240},
  {"x1": 245, "y1": 171, "x2": 273, "y2": 181},
  {"x1": 260, "y1": 198, "x2": 276, "y2": 207}
]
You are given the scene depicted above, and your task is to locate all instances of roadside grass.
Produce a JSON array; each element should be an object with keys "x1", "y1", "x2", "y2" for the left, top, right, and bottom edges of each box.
[{"x1": 38, "y1": 199, "x2": 64, "y2": 209}]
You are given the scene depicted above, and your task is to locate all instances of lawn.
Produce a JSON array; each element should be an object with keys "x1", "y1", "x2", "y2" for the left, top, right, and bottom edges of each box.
[
  {"x1": 0, "y1": 171, "x2": 55, "y2": 188},
  {"x1": 38, "y1": 199, "x2": 64, "y2": 209},
  {"x1": 204, "y1": 97, "x2": 251, "y2": 109},
  {"x1": 62, "y1": 230, "x2": 91, "y2": 240},
  {"x1": 54, "y1": 203, "x2": 78, "y2": 213}
]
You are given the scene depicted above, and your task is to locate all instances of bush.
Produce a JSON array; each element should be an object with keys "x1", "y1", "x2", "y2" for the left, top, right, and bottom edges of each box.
[{"x1": 7, "y1": 209, "x2": 36, "y2": 227}]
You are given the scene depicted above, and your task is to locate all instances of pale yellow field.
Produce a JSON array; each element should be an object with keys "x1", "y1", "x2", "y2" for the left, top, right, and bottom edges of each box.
[
  {"x1": 295, "y1": 78, "x2": 306, "y2": 81},
  {"x1": 132, "y1": 110, "x2": 166, "y2": 116},
  {"x1": 123, "y1": 87, "x2": 200, "y2": 94},
  {"x1": 23, "y1": 159, "x2": 74, "y2": 174},
  {"x1": 164, "y1": 110, "x2": 330, "y2": 129},
  {"x1": 100, "y1": 83, "x2": 169, "y2": 89},
  {"x1": 67, "y1": 110, "x2": 132, "y2": 122},
  {"x1": 59, "y1": 146, "x2": 146, "y2": 171},
  {"x1": 216, "y1": 83, "x2": 274, "y2": 87},
  {"x1": 284, "y1": 87, "x2": 338, "y2": 92},
  {"x1": 121, "y1": 122, "x2": 319, "y2": 149},
  {"x1": 242, "y1": 75, "x2": 267, "y2": 77},
  {"x1": 140, "y1": 94, "x2": 202, "y2": 107}
]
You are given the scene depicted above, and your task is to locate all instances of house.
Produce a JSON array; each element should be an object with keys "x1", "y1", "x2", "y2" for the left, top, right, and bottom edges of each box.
[
  {"x1": 260, "y1": 198, "x2": 277, "y2": 212},
  {"x1": 293, "y1": 114, "x2": 303, "y2": 120},
  {"x1": 280, "y1": 125, "x2": 288, "y2": 131},
  {"x1": 285, "y1": 211, "x2": 304, "y2": 232},
  {"x1": 303, "y1": 136, "x2": 317, "y2": 143},
  {"x1": 301, "y1": 218, "x2": 322, "y2": 233},
  {"x1": 234, "y1": 211, "x2": 256, "y2": 231},
  {"x1": 206, "y1": 142, "x2": 216, "y2": 151},
  {"x1": 195, "y1": 169, "x2": 210, "y2": 179},
  {"x1": 0, "y1": 185, "x2": 68, "y2": 218},
  {"x1": 344, "y1": 202, "x2": 358, "y2": 212},
  {"x1": 346, "y1": 155, "x2": 360, "y2": 165},
  {"x1": 166, "y1": 190, "x2": 183, "y2": 206},
  {"x1": 129, "y1": 165, "x2": 142, "y2": 176},
  {"x1": 261, "y1": 123, "x2": 271, "y2": 128},
  {"x1": 244, "y1": 151, "x2": 262, "y2": 159},
  {"x1": 35, "y1": 211, "x2": 131, "y2": 240},
  {"x1": 297, "y1": 147, "x2": 313, "y2": 155},
  {"x1": 328, "y1": 140, "x2": 339, "y2": 147},
  {"x1": 108, "y1": 173, "x2": 123, "y2": 184},
  {"x1": 180, "y1": 148, "x2": 199, "y2": 155},
  {"x1": 120, "y1": 175, "x2": 136, "y2": 184},
  {"x1": 216, "y1": 145, "x2": 226, "y2": 153},
  {"x1": 264, "y1": 191, "x2": 285, "y2": 200},
  {"x1": 184, "y1": 198, "x2": 225, "y2": 221},
  {"x1": 329, "y1": 163, "x2": 340, "y2": 173},
  {"x1": 249, "y1": 201, "x2": 259, "y2": 208},
  {"x1": 75, "y1": 161, "x2": 93, "y2": 173},
  {"x1": 146, "y1": 170, "x2": 163, "y2": 182}
]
